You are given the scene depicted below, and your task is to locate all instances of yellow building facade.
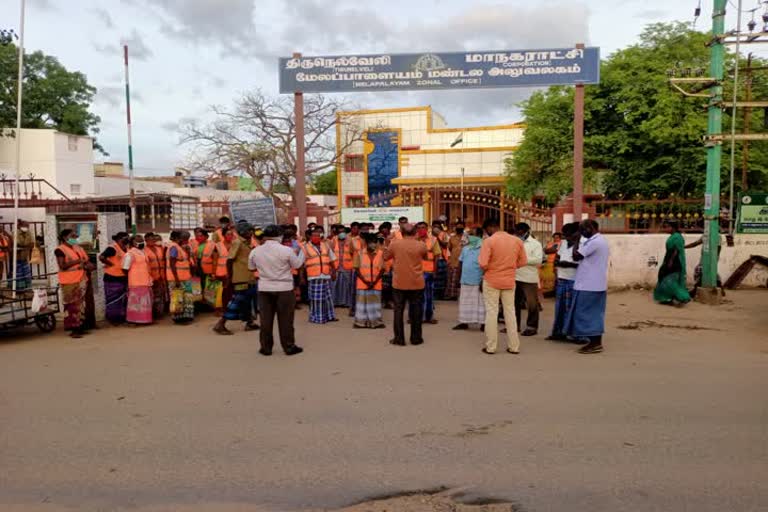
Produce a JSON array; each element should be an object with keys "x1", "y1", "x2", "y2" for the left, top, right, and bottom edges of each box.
[{"x1": 336, "y1": 106, "x2": 523, "y2": 208}]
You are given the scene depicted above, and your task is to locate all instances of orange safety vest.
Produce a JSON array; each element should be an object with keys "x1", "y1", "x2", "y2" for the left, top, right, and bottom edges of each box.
[
  {"x1": 104, "y1": 242, "x2": 126, "y2": 277},
  {"x1": 200, "y1": 242, "x2": 216, "y2": 275},
  {"x1": 126, "y1": 248, "x2": 152, "y2": 288},
  {"x1": 166, "y1": 242, "x2": 191, "y2": 282},
  {"x1": 421, "y1": 236, "x2": 438, "y2": 273},
  {"x1": 145, "y1": 246, "x2": 162, "y2": 282},
  {"x1": 56, "y1": 243, "x2": 85, "y2": 285},
  {"x1": 302, "y1": 242, "x2": 332, "y2": 278},
  {"x1": 215, "y1": 242, "x2": 229, "y2": 279},
  {"x1": 356, "y1": 250, "x2": 384, "y2": 290},
  {"x1": 333, "y1": 238, "x2": 354, "y2": 271}
]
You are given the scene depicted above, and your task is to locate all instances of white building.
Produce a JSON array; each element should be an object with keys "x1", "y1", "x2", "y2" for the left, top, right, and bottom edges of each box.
[
  {"x1": 0, "y1": 129, "x2": 94, "y2": 199},
  {"x1": 336, "y1": 106, "x2": 524, "y2": 207}
]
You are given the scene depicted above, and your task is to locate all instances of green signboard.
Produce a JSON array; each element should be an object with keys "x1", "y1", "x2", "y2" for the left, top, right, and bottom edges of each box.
[{"x1": 737, "y1": 193, "x2": 768, "y2": 234}]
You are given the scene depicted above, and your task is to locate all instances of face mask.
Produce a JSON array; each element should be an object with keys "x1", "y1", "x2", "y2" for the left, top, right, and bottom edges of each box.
[
  {"x1": 137, "y1": 243, "x2": 145, "y2": 250},
  {"x1": 338, "y1": 232, "x2": 347, "y2": 240},
  {"x1": 456, "y1": 228, "x2": 464, "y2": 235},
  {"x1": 195, "y1": 236, "x2": 206, "y2": 243},
  {"x1": 367, "y1": 243, "x2": 378, "y2": 252},
  {"x1": 418, "y1": 228, "x2": 428, "y2": 237},
  {"x1": 311, "y1": 235, "x2": 322, "y2": 244},
  {"x1": 20, "y1": 227, "x2": 28, "y2": 232},
  {"x1": 67, "y1": 237, "x2": 79, "y2": 245}
]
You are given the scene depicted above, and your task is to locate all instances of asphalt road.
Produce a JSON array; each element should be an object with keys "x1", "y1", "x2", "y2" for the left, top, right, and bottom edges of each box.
[{"x1": 1, "y1": 290, "x2": 766, "y2": 512}]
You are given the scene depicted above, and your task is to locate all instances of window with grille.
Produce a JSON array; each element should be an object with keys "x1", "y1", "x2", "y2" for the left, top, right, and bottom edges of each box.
[
  {"x1": 344, "y1": 155, "x2": 363, "y2": 173},
  {"x1": 346, "y1": 195, "x2": 365, "y2": 207},
  {"x1": 70, "y1": 183, "x2": 81, "y2": 195}
]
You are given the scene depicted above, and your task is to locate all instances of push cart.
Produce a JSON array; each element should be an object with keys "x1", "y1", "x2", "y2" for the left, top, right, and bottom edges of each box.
[{"x1": 0, "y1": 280, "x2": 60, "y2": 333}]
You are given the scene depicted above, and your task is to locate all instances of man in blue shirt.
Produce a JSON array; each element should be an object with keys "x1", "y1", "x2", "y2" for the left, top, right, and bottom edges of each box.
[
  {"x1": 453, "y1": 228, "x2": 486, "y2": 331},
  {"x1": 564, "y1": 219, "x2": 610, "y2": 354}
]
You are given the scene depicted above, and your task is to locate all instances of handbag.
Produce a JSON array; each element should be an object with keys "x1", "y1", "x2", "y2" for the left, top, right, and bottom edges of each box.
[
  {"x1": 203, "y1": 279, "x2": 222, "y2": 307},
  {"x1": 169, "y1": 287, "x2": 184, "y2": 314},
  {"x1": 29, "y1": 245, "x2": 43, "y2": 265},
  {"x1": 190, "y1": 277, "x2": 203, "y2": 302}
]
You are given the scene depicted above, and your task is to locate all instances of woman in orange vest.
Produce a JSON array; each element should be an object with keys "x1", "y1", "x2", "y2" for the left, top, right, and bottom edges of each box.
[
  {"x1": 144, "y1": 232, "x2": 167, "y2": 318},
  {"x1": 122, "y1": 235, "x2": 154, "y2": 324},
  {"x1": 55, "y1": 229, "x2": 90, "y2": 338},
  {"x1": 353, "y1": 233, "x2": 386, "y2": 329},
  {"x1": 167, "y1": 230, "x2": 195, "y2": 324},
  {"x1": 99, "y1": 231, "x2": 129, "y2": 325}
]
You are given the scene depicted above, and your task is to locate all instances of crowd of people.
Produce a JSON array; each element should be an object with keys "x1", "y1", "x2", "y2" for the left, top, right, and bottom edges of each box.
[{"x1": 48, "y1": 214, "x2": 611, "y2": 356}]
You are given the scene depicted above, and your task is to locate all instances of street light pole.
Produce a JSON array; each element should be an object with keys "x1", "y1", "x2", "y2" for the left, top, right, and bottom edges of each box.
[
  {"x1": 702, "y1": 0, "x2": 727, "y2": 293},
  {"x1": 124, "y1": 45, "x2": 136, "y2": 234},
  {"x1": 10, "y1": 0, "x2": 26, "y2": 294}
]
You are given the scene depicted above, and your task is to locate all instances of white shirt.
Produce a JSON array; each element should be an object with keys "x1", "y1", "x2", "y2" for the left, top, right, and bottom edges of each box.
[
  {"x1": 556, "y1": 242, "x2": 578, "y2": 281},
  {"x1": 574, "y1": 233, "x2": 610, "y2": 292},
  {"x1": 515, "y1": 236, "x2": 544, "y2": 284},
  {"x1": 249, "y1": 239, "x2": 305, "y2": 292}
]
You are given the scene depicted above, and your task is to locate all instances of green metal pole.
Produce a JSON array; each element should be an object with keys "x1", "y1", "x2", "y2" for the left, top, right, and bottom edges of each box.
[{"x1": 703, "y1": 0, "x2": 726, "y2": 290}]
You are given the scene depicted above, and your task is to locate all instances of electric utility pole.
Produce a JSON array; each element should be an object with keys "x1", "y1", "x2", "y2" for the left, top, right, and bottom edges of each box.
[{"x1": 702, "y1": 0, "x2": 727, "y2": 294}]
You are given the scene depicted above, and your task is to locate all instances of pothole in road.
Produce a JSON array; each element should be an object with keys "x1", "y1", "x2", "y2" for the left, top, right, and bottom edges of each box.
[
  {"x1": 337, "y1": 487, "x2": 524, "y2": 511},
  {"x1": 618, "y1": 320, "x2": 721, "y2": 331}
]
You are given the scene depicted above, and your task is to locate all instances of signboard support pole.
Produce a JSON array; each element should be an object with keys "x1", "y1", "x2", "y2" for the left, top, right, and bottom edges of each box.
[
  {"x1": 293, "y1": 52, "x2": 307, "y2": 233},
  {"x1": 702, "y1": 0, "x2": 727, "y2": 294},
  {"x1": 460, "y1": 167, "x2": 465, "y2": 220},
  {"x1": 573, "y1": 42, "x2": 585, "y2": 222}
]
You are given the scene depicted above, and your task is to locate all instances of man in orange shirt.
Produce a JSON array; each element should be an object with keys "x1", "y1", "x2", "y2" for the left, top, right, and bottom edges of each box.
[
  {"x1": 384, "y1": 223, "x2": 427, "y2": 346},
  {"x1": 478, "y1": 218, "x2": 528, "y2": 355}
]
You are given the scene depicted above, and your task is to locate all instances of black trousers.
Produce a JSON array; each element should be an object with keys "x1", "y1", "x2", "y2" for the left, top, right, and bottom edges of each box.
[
  {"x1": 515, "y1": 281, "x2": 540, "y2": 331},
  {"x1": 258, "y1": 290, "x2": 297, "y2": 352},
  {"x1": 392, "y1": 288, "x2": 424, "y2": 343}
]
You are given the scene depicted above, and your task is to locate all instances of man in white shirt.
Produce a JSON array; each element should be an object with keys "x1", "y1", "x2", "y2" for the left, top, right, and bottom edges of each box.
[
  {"x1": 546, "y1": 222, "x2": 580, "y2": 341},
  {"x1": 249, "y1": 224, "x2": 305, "y2": 356},
  {"x1": 514, "y1": 222, "x2": 544, "y2": 336}
]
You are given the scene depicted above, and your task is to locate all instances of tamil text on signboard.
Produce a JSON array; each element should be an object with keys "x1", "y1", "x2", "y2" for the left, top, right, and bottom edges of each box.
[
  {"x1": 737, "y1": 193, "x2": 768, "y2": 234},
  {"x1": 229, "y1": 198, "x2": 277, "y2": 228},
  {"x1": 341, "y1": 207, "x2": 424, "y2": 226},
  {"x1": 279, "y1": 48, "x2": 599, "y2": 93}
]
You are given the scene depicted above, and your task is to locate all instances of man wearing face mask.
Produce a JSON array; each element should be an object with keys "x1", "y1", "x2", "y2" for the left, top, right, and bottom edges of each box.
[
  {"x1": 514, "y1": 223, "x2": 544, "y2": 337},
  {"x1": 11, "y1": 219, "x2": 35, "y2": 290},
  {"x1": 332, "y1": 225, "x2": 354, "y2": 308},
  {"x1": 415, "y1": 221, "x2": 443, "y2": 324},
  {"x1": 444, "y1": 220, "x2": 466, "y2": 300},
  {"x1": 122, "y1": 235, "x2": 154, "y2": 325},
  {"x1": 564, "y1": 219, "x2": 610, "y2": 354},
  {"x1": 302, "y1": 226, "x2": 338, "y2": 324}
]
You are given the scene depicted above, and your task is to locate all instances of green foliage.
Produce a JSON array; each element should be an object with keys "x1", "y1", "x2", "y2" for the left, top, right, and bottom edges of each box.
[
  {"x1": 506, "y1": 22, "x2": 768, "y2": 201},
  {"x1": 310, "y1": 169, "x2": 337, "y2": 195},
  {"x1": 0, "y1": 43, "x2": 103, "y2": 152}
]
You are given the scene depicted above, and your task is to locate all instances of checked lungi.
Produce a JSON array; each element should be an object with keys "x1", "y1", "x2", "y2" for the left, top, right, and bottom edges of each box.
[
  {"x1": 309, "y1": 278, "x2": 336, "y2": 324},
  {"x1": 333, "y1": 269, "x2": 353, "y2": 307},
  {"x1": 223, "y1": 283, "x2": 258, "y2": 323},
  {"x1": 458, "y1": 284, "x2": 485, "y2": 325},
  {"x1": 444, "y1": 266, "x2": 461, "y2": 300}
]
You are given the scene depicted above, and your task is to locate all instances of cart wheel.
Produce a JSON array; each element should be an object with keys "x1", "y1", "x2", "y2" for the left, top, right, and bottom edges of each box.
[{"x1": 35, "y1": 314, "x2": 57, "y2": 333}]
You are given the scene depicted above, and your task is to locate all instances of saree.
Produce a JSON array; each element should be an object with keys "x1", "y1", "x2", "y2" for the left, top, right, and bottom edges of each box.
[
  {"x1": 126, "y1": 286, "x2": 153, "y2": 324},
  {"x1": 61, "y1": 281, "x2": 85, "y2": 331},
  {"x1": 653, "y1": 232, "x2": 691, "y2": 304},
  {"x1": 104, "y1": 278, "x2": 127, "y2": 324}
]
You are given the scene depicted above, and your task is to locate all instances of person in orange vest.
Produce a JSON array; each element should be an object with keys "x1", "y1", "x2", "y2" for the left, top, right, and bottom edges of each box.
[
  {"x1": 144, "y1": 232, "x2": 167, "y2": 319},
  {"x1": 167, "y1": 230, "x2": 195, "y2": 324},
  {"x1": 99, "y1": 231, "x2": 129, "y2": 325},
  {"x1": 345, "y1": 222, "x2": 364, "y2": 317},
  {"x1": 303, "y1": 226, "x2": 338, "y2": 324},
  {"x1": 55, "y1": 229, "x2": 90, "y2": 338},
  {"x1": 195, "y1": 228, "x2": 215, "y2": 289},
  {"x1": 122, "y1": 235, "x2": 154, "y2": 325},
  {"x1": 415, "y1": 221, "x2": 443, "y2": 324},
  {"x1": 331, "y1": 225, "x2": 353, "y2": 308},
  {"x1": 353, "y1": 233, "x2": 386, "y2": 329},
  {"x1": 210, "y1": 216, "x2": 232, "y2": 243}
]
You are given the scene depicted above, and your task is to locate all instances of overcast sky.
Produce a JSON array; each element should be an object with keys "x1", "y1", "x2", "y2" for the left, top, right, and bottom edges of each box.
[{"x1": 0, "y1": 0, "x2": 754, "y2": 175}]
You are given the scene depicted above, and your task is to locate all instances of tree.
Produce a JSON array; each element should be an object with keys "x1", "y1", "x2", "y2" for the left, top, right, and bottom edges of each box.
[
  {"x1": 0, "y1": 41, "x2": 103, "y2": 152},
  {"x1": 310, "y1": 169, "x2": 337, "y2": 195},
  {"x1": 180, "y1": 90, "x2": 362, "y2": 209},
  {"x1": 506, "y1": 22, "x2": 768, "y2": 202}
]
